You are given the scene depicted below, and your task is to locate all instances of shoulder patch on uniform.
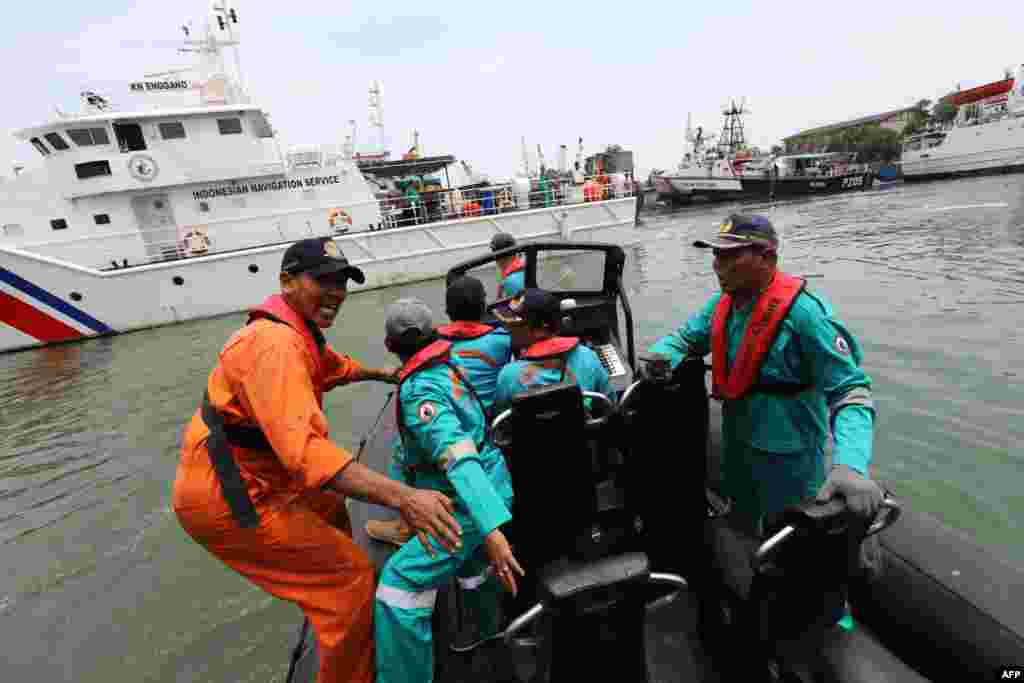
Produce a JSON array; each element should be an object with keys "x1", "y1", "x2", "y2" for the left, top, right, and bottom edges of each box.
[
  {"x1": 834, "y1": 334, "x2": 850, "y2": 355},
  {"x1": 417, "y1": 402, "x2": 438, "y2": 423}
]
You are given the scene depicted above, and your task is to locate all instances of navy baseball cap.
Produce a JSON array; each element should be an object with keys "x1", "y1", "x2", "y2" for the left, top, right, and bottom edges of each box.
[
  {"x1": 693, "y1": 214, "x2": 778, "y2": 251},
  {"x1": 281, "y1": 237, "x2": 365, "y2": 283},
  {"x1": 489, "y1": 288, "x2": 561, "y2": 327}
]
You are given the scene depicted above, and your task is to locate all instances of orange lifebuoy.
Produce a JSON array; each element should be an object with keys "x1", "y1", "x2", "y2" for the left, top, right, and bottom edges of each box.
[
  {"x1": 328, "y1": 207, "x2": 352, "y2": 230},
  {"x1": 182, "y1": 227, "x2": 211, "y2": 256}
]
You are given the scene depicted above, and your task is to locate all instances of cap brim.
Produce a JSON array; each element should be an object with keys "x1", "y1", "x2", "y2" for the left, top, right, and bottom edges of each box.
[
  {"x1": 693, "y1": 236, "x2": 775, "y2": 250},
  {"x1": 488, "y1": 296, "x2": 526, "y2": 325},
  {"x1": 693, "y1": 238, "x2": 751, "y2": 249},
  {"x1": 307, "y1": 261, "x2": 366, "y2": 284}
]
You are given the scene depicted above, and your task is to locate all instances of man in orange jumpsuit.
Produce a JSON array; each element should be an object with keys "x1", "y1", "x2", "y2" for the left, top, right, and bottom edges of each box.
[{"x1": 173, "y1": 237, "x2": 463, "y2": 683}]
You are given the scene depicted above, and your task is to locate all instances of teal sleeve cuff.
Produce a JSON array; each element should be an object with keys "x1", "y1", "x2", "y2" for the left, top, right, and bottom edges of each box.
[
  {"x1": 832, "y1": 404, "x2": 874, "y2": 476},
  {"x1": 447, "y1": 460, "x2": 512, "y2": 535},
  {"x1": 648, "y1": 335, "x2": 686, "y2": 369}
]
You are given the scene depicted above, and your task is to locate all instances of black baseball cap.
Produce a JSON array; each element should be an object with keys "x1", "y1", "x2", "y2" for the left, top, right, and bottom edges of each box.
[
  {"x1": 490, "y1": 232, "x2": 517, "y2": 252},
  {"x1": 489, "y1": 288, "x2": 561, "y2": 328},
  {"x1": 281, "y1": 237, "x2": 365, "y2": 283},
  {"x1": 693, "y1": 213, "x2": 779, "y2": 251},
  {"x1": 446, "y1": 275, "x2": 487, "y2": 321}
]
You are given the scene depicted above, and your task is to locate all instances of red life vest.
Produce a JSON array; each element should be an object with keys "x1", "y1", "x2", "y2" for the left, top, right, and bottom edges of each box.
[
  {"x1": 395, "y1": 339, "x2": 452, "y2": 439},
  {"x1": 248, "y1": 294, "x2": 326, "y2": 404},
  {"x1": 397, "y1": 339, "x2": 452, "y2": 382},
  {"x1": 437, "y1": 322, "x2": 495, "y2": 340},
  {"x1": 520, "y1": 336, "x2": 580, "y2": 360},
  {"x1": 710, "y1": 272, "x2": 805, "y2": 401},
  {"x1": 499, "y1": 255, "x2": 525, "y2": 279}
]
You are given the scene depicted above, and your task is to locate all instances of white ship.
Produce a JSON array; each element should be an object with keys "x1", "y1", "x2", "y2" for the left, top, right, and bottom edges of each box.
[
  {"x1": 901, "y1": 64, "x2": 1024, "y2": 180},
  {"x1": 0, "y1": 1, "x2": 637, "y2": 354}
]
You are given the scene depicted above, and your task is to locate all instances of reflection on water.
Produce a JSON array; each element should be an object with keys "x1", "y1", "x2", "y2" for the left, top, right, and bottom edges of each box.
[{"x1": 0, "y1": 173, "x2": 1022, "y2": 682}]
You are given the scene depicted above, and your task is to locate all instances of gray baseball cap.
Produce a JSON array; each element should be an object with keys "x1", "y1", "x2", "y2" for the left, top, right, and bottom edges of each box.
[{"x1": 385, "y1": 297, "x2": 434, "y2": 340}]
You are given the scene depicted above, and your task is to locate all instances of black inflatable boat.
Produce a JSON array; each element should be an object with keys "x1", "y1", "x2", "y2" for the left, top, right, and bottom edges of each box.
[{"x1": 285, "y1": 242, "x2": 1024, "y2": 683}]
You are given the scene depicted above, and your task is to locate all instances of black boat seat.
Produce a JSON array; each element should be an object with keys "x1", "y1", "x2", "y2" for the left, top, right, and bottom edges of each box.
[{"x1": 539, "y1": 552, "x2": 650, "y2": 604}]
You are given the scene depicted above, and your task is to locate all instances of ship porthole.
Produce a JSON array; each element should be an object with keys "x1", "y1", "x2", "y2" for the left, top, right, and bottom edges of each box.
[
  {"x1": 248, "y1": 264, "x2": 259, "y2": 273},
  {"x1": 70, "y1": 292, "x2": 82, "y2": 301},
  {"x1": 173, "y1": 276, "x2": 184, "y2": 286}
]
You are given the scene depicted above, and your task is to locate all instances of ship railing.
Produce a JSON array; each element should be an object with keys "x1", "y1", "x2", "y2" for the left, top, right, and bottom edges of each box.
[
  {"x1": 16, "y1": 174, "x2": 635, "y2": 271},
  {"x1": 373, "y1": 174, "x2": 636, "y2": 231}
]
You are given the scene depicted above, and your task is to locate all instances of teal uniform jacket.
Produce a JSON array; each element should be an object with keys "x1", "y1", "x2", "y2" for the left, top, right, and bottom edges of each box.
[
  {"x1": 397, "y1": 360, "x2": 512, "y2": 536},
  {"x1": 440, "y1": 323, "x2": 514, "y2": 415},
  {"x1": 649, "y1": 286, "x2": 874, "y2": 525},
  {"x1": 495, "y1": 340, "x2": 613, "y2": 412},
  {"x1": 376, "y1": 352, "x2": 513, "y2": 683},
  {"x1": 498, "y1": 270, "x2": 525, "y2": 300}
]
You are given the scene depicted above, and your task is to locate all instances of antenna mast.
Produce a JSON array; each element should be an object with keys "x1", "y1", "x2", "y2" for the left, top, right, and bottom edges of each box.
[
  {"x1": 718, "y1": 98, "x2": 748, "y2": 157},
  {"x1": 368, "y1": 80, "x2": 386, "y2": 157}
]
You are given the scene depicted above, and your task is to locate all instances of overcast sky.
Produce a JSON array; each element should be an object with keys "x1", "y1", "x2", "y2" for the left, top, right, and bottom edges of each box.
[{"x1": 2, "y1": 1, "x2": 1022, "y2": 179}]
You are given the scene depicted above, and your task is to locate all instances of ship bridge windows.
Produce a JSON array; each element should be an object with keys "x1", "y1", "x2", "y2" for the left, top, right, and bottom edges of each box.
[
  {"x1": 217, "y1": 117, "x2": 243, "y2": 135},
  {"x1": 114, "y1": 123, "x2": 147, "y2": 152},
  {"x1": 44, "y1": 132, "x2": 70, "y2": 151},
  {"x1": 68, "y1": 127, "x2": 111, "y2": 147},
  {"x1": 75, "y1": 160, "x2": 112, "y2": 179},
  {"x1": 251, "y1": 112, "x2": 274, "y2": 138},
  {"x1": 904, "y1": 139, "x2": 922, "y2": 152},
  {"x1": 29, "y1": 137, "x2": 51, "y2": 156},
  {"x1": 158, "y1": 121, "x2": 186, "y2": 140},
  {"x1": 50, "y1": 219, "x2": 68, "y2": 231}
]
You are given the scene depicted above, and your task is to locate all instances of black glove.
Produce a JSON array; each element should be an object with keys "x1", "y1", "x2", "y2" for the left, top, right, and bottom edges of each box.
[{"x1": 815, "y1": 464, "x2": 883, "y2": 520}]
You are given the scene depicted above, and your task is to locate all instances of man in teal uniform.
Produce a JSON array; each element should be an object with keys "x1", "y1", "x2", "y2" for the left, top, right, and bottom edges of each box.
[
  {"x1": 492, "y1": 288, "x2": 612, "y2": 410},
  {"x1": 374, "y1": 298, "x2": 523, "y2": 683},
  {"x1": 647, "y1": 214, "x2": 881, "y2": 528},
  {"x1": 366, "y1": 276, "x2": 512, "y2": 552},
  {"x1": 491, "y1": 232, "x2": 526, "y2": 300},
  {"x1": 647, "y1": 212, "x2": 884, "y2": 675},
  {"x1": 440, "y1": 275, "x2": 514, "y2": 412}
]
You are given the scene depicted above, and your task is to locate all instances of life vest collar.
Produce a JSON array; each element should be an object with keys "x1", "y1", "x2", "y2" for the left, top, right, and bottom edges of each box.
[
  {"x1": 437, "y1": 322, "x2": 495, "y2": 340},
  {"x1": 710, "y1": 272, "x2": 805, "y2": 401},
  {"x1": 520, "y1": 336, "x2": 580, "y2": 360},
  {"x1": 249, "y1": 294, "x2": 324, "y2": 376},
  {"x1": 398, "y1": 339, "x2": 453, "y2": 382},
  {"x1": 500, "y1": 255, "x2": 526, "y2": 279}
]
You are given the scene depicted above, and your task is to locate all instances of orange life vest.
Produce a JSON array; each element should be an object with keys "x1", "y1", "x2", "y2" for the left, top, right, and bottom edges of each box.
[{"x1": 710, "y1": 272, "x2": 805, "y2": 401}]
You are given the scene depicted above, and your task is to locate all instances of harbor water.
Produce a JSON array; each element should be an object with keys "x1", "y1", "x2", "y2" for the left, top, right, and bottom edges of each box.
[{"x1": 1, "y1": 173, "x2": 1022, "y2": 681}]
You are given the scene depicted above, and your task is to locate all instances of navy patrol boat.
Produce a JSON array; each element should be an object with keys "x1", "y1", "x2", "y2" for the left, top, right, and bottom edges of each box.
[{"x1": 286, "y1": 242, "x2": 1024, "y2": 683}]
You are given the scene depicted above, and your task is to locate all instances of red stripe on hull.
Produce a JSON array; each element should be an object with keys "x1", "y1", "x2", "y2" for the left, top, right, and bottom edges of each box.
[{"x1": 0, "y1": 291, "x2": 84, "y2": 343}]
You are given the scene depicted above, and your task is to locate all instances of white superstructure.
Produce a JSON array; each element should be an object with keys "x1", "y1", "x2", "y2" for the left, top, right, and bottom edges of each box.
[
  {"x1": 902, "y1": 64, "x2": 1024, "y2": 179},
  {"x1": 0, "y1": 1, "x2": 636, "y2": 353}
]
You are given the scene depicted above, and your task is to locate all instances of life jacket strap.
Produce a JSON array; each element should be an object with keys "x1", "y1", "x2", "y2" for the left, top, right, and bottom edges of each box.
[{"x1": 201, "y1": 392, "x2": 261, "y2": 528}]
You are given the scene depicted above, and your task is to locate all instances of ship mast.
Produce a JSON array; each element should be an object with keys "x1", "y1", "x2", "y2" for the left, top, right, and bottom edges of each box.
[
  {"x1": 368, "y1": 80, "x2": 386, "y2": 157},
  {"x1": 717, "y1": 98, "x2": 748, "y2": 157}
]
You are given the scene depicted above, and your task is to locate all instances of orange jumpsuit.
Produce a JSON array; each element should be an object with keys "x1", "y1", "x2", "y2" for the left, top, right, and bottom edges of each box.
[{"x1": 172, "y1": 294, "x2": 375, "y2": 683}]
